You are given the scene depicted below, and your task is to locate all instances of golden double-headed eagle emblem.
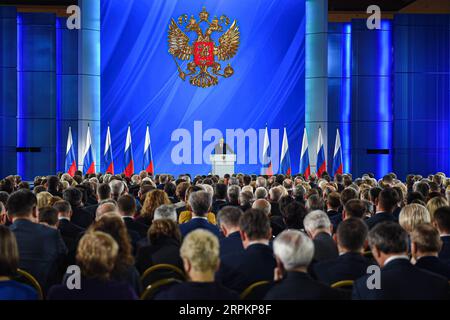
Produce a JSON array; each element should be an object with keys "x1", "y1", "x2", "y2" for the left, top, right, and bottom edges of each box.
[{"x1": 168, "y1": 7, "x2": 240, "y2": 88}]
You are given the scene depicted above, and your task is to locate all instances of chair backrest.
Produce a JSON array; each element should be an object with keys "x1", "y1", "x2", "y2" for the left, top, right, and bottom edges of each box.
[
  {"x1": 240, "y1": 281, "x2": 272, "y2": 300},
  {"x1": 14, "y1": 269, "x2": 43, "y2": 300},
  {"x1": 140, "y1": 278, "x2": 183, "y2": 300},
  {"x1": 140, "y1": 264, "x2": 186, "y2": 289},
  {"x1": 331, "y1": 280, "x2": 354, "y2": 290}
]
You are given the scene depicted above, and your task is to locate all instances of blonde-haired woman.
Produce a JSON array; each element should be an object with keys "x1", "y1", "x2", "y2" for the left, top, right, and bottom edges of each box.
[
  {"x1": 136, "y1": 189, "x2": 171, "y2": 226},
  {"x1": 426, "y1": 196, "x2": 448, "y2": 220},
  {"x1": 155, "y1": 229, "x2": 238, "y2": 300},
  {"x1": 399, "y1": 203, "x2": 431, "y2": 234},
  {"x1": 47, "y1": 231, "x2": 137, "y2": 300}
]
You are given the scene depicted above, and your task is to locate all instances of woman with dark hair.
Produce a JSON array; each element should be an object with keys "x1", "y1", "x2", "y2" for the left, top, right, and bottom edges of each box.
[
  {"x1": 135, "y1": 219, "x2": 183, "y2": 274},
  {"x1": 47, "y1": 231, "x2": 137, "y2": 300},
  {"x1": 90, "y1": 214, "x2": 141, "y2": 295},
  {"x1": 0, "y1": 226, "x2": 38, "y2": 300}
]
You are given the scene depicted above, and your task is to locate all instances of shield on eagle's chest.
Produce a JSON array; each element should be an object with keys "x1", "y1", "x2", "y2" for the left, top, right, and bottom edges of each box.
[{"x1": 193, "y1": 42, "x2": 214, "y2": 66}]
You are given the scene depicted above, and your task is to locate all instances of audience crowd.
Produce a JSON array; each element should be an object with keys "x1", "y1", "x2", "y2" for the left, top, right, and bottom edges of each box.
[{"x1": 1, "y1": 170, "x2": 450, "y2": 300}]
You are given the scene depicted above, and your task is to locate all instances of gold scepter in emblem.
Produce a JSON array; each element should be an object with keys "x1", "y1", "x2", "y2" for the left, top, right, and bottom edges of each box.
[{"x1": 172, "y1": 56, "x2": 186, "y2": 81}]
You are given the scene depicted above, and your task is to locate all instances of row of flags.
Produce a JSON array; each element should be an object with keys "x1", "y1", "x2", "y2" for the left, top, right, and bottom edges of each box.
[
  {"x1": 262, "y1": 126, "x2": 343, "y2": 178},
  {"x1": 64, "y1": 124, "x2": 154, "y2": 177}
]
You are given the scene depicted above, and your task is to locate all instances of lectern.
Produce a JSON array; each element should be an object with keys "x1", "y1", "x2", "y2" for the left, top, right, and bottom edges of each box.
[{"x1": 210, "y1": 154, "x2": 236, "y2": 177}]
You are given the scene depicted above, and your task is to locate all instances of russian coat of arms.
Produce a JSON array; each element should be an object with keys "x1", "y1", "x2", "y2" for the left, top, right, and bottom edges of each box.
[{"x1": 168, "y1": 7, "x2": 240, "y2": 88}]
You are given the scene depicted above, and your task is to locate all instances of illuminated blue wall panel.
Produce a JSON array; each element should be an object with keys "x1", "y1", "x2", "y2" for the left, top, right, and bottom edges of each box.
[
  {"x1": 327, "y1": 22, "x2": 351, "y2": 174},
  {"x1": 393, "y1": 14, "x2": 450, "y2": 178},
  {"x1": 0, "y1": 7, "x2": 17, "y2": 178},
  {"x1": 56, "y1": 17, "x2": 78, "y2": 172},
  {"x1": 17, "y1": 13, "x2": 56, "y2": 180},
  {"x1": 351, "y1": 19, "x2": 393, "y2": 178}
]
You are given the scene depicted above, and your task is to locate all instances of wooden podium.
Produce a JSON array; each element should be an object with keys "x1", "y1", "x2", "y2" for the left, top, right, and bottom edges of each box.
[{"x1": 210, "y1": 154, "x2": 236, "y2": 177}]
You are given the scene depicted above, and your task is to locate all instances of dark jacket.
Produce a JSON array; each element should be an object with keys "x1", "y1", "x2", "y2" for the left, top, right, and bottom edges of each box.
[
  {"x1": 365, "y1": 212, "x2": 397, "y2": 230},
  {"x1": 352, "y1": 258, "x2": 449, "y2": 300},
  {"x1": 155, "y1": 282, "x2": 239, "y2": 300},
  {"x1": 264, "y1": 271, "x2": 350, "y2": 300},
  {"x1": 179, "y1": 217, "x2": 221, "y2": 238},
  {"x1": 415, "y1": 256, "x2": 450, "y2": 280},
  {"x1": 312, "y1": 252, "x2": 373, "y2": 285},
  {"x1": 10, "y1": 219, "x2": 67, "y2": 288},
  {"x1": 219, "y1": 231, "x2": 244, "y2": 258},
  {"x1": 312, "y1": 232, "x2": 339, "y2": 263},
  {"x1": 135, "y1": 237, "x2": 183, "y2": 274},
  {"x1": 216, "y1": 243, "x2": 276, "y2": 293}
]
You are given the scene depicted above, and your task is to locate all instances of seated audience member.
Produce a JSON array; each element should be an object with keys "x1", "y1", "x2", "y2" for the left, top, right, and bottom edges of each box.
[
  {"x1": 216, "y1": 209, "x2": 276, "y2": 293},
  {"x1": 282, "y1": 202, "x2": 307, "y2": 230},
  {"x1": 342, "y1": 199, "x2": 367, "y2": 220},
  {"x1": 53, "y1": 200, "x2": 84, "y2": 265},
  {"x1": 136, "y1": 189, "x2": 171, "y2": 226},
  {"x1": 8, "y1": 190, "x2": 67, "y2": 289},
  {"x1": 427, "y1": 196, "x2": 448, "y2": 220},
  {"x1": 264, "y1": 230, "x2": 348, "y2": 300},
  {"x1": 352, "y1": 221, "x2": 449, "y2": 300},
  {"x1": 312, "y1": 218, "x2": 372, "y2": 285},
  {"x1": 304, "y1": 210, "x2": 338, "y2": 262},
  {"x1": 365, "y1": 188, "x2": 398, "y2": 229},
  {"x1": 326, "y1": 192, "x2": 342, "y2": 230},
  {"x1": 433, "y1": 206, "x2": 450, "y2": 262},
  {"x1": 179, "y1": 186, "x2": 216, "y2": 224},
  {"x1": 217, "y1": 206, "x2": 244, "y2": 258},
  {"x1": 135, "y1": 219, "x2": 183, "y2": 274},
  {"x1": 90, "y1": 214, "x2": 141, "y2": 294},
  {"x1": 156, "y1": 229, "x2": 238, "y2": 300},
  {"x1": 0, "y1": 226, "x2": 38, "y2": 300},
  {"x1": 63, "y1": 187, "x2": 94, "y2": 228},
  {"x1": 179, "y1": 191, "x2": 220, "y2": 238},
  {"x1": 38, "y1": 206, "x2": 58, "y2": 228},
  {"x1": 118, "y1": 194, "x2": 147, "y2": 239},
  {"x1": 411, "y1": 224, "x2": 450, "y2": 279},
  {"x1": 212, "y1": 183, "x2": 228, "y2": 213},
  {"x1": 47, "y1": 231, "x2": 137, "y2": 300},
  {"x1": 399, "y1": 203, "x2": 431, "y2": 234}
]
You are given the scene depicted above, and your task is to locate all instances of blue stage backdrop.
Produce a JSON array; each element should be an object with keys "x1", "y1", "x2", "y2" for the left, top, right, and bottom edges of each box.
[{"x1": 101, "y1": 0, "x2": 305, "y2": 175}]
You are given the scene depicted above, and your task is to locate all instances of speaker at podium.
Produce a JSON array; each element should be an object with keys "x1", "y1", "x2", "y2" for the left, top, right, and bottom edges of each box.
[{"x1": 211, "y1": 138, "x2": 236, "y2": 177}]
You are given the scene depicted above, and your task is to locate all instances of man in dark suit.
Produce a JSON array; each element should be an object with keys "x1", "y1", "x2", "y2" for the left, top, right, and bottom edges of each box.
[
  {"x1": 304, "y1": 210, "x2": 338, "y2": 262},
  {"x1": 7, "y1": 190, "x2": 67, "y2": 289},
  {"x1": 352, "y1": 222, "x2": 449, "y2": 300},
  {"x1": 217, "y1": 206, "x2": 244, "y2": 258},
  {"x1": 216, "y1": 209, "x2": 276, "y2": 293},
  {"x1": 63, "y1": 187, "x2": 94, "y2": 229},
  {"x1": 212, "y1": 183, "x2": 228, "y2": 214},
  {"x1": 264, "y1": 230, "x2": 349, "y2": 300},
  {"x1": 326, "y1": 192, "x2": 342, "y2": 231},
  {"x1": 214, "y1": 138, "x2": 233, "y2": 155},
  {"x1": 365, "y1": 188, "x2": 398, "y2": 230},
  {"x1": 411, "y1": 223, "x2": 450, "y2": 279},
  {"x1": 312, "y1": 218, "x2": 372, "y2": 285},
  {"x1": 179, "y1": 190, "x2": 220, "y2": 238},
  {"x1": 84, "y1": 183, "x2": 111, "y2": 218},
  {"x1": 433, "y1": 206, "x2": 450, "y2": 263},
  {"x1": 53, "y1": 200, "x2": 84, "y2": 265},
  {"x1": 118, "y1": 194, "x2": 148, "y2": 239}
]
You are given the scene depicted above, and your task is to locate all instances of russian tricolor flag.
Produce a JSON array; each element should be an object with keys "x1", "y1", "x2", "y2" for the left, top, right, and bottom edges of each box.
[
  {"x1": 83, "y1": 125, "x2": 96, "y2": 175},
  {"x1": 332, "y1": 128, "x2": 343, "y2": 176},
  {"x1": 64, "y1": 126, "x2": 77, "y2": 177},
  {"x1": 299, "y1": 128, "x2": 310, "y2": 179},
  {"x1": 123, "y1": 125, "x2": 134, "y2": 177},
  {"x1": 280, "y1": 127, "x2": 291, "y2": 175},
  {"x1": 316, "y1": 127, "x2": 326, "y2": 177},
  {"x1": 104, "y1": 125, "x2": 114, "y2": 174},
  {"x1": 261, "y1": 125, "x2": 273, "y2": 176},
  {"x1": 143, "y1": 124, "x2": 154, "y2": 175}
]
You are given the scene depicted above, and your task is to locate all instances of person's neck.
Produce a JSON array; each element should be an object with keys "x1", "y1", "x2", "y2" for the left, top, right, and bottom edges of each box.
[{"x1": 189, "y1": 271, "x2": 215, "y2": 283}]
